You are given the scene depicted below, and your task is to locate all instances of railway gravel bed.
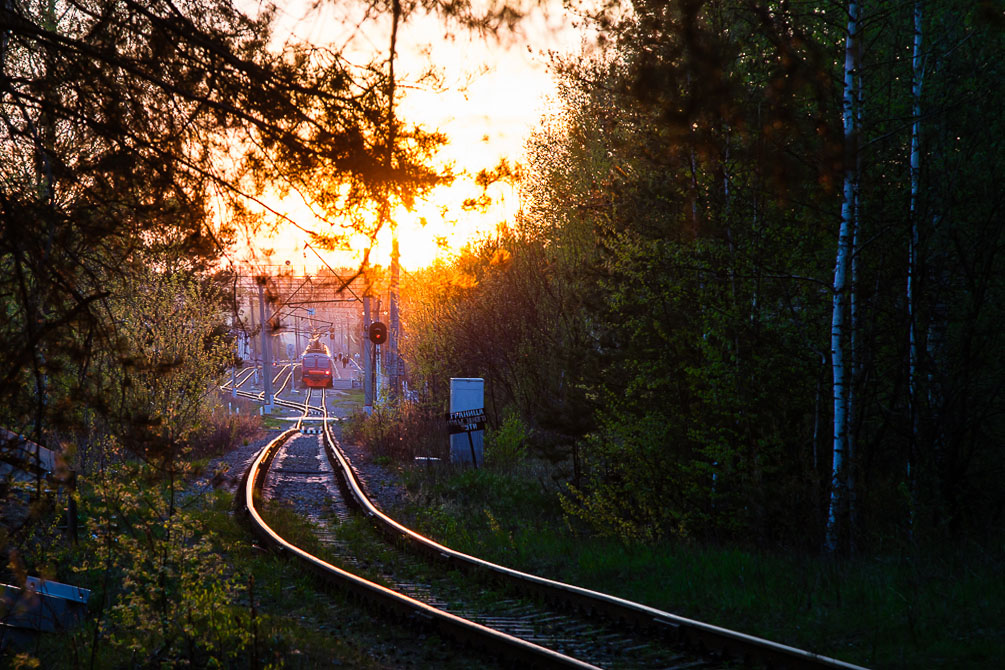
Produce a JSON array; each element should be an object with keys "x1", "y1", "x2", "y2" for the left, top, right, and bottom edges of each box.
[
  {"x1": 185, "y1": 431, "x2": 280, "y2": 498},
  {"x1": 258, "y1": 422, "x2": 732, "y2": 669},
  {"x1": 222, "y1": 369, "x2": 863, "y2": 669},
  {"x1": 192, "y1": 384, "x2": 509, "y2": 668}
]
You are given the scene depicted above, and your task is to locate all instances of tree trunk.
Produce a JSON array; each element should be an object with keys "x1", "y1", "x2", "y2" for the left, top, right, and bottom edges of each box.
[
  {"x1": 848, "y1": 21, "x2": 865, "y2": 554},
  {"x1": 386, "y1": 0, "x2": 402, "y2": 398},
  {"x1": 826, "y1": 0, "x2": 861, "y2": 554}
]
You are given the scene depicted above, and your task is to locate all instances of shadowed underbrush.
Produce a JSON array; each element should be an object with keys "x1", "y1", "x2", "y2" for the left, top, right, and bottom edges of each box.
[
  {"x1": 346, "y1": 404, "x2": 1004, "y2": 670},
  {"x1": 10, "y1": 482, "x2": 501, "y2": 669},
  {"x1": 342, "y1": 401, "x2": 448, "y2": 464},
  {"x1": 396, "y1": 459, "x2": 1005, "y2": 669}
]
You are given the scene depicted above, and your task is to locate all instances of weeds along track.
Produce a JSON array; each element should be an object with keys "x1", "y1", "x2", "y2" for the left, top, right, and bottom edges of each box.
[
  {"x1": 234, "y1": 395, "x2": 868, "y2": 670},
  {"x1": 237, "y1": 401, "x2": 600, "y2": 669},
  {"x1": 319, "y1": 420, "x2": 869, "y2": 670}
]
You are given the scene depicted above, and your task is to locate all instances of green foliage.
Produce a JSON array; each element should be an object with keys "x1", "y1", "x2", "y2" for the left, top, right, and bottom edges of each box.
[
  {"x1": 103, "y1": 268, "x2": 234, "y2": 465},
  {"x1": 1, "y1": 265, "x2": 242, "y2": 615},
  {"x1": 404, "y1": 465, "x2": 563, "y2": 566},
  {"x1": 259, "y1": 501, "x2": 326, "y2": 558},
  {"x1": 399, "y1": 461, "x2": 1005, "y2": 669},
  {"x1": 484, "y1": 410, "x2": 528, "y2": 469},
  {"x1": 560, "y1": 414, "x2": 693, "y2": 545},
  {"x1": 67, "y1": 454, "x2": 253, "y2": 667},
  {"x1": 19, "y1": 478, "x2": 480, "y2": 669},
  {"x1": 396, "y1": 0, "x2": 1005, "y2": 553},
  {"x1": 402, "y1": 227, "x2": 597, "y2": 457}
]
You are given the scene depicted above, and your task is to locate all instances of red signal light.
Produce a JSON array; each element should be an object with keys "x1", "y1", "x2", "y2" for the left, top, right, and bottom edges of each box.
[{"x1": 368, "y1": 321, "x2": 388, "y2": 345}]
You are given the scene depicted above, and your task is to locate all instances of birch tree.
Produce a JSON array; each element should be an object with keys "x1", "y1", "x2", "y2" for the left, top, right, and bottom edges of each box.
[{"x1": 826, "y1": 0, "x2": 862, "y2": 554}]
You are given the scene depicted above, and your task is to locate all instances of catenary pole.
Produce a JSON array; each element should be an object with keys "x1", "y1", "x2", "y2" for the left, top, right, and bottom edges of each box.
[
  {"x1": 363, "y1": 295, "x2": 373, "y2": 411},
  {"x1": 258, "y1": 280, "x2": 273, "y2": 411}
]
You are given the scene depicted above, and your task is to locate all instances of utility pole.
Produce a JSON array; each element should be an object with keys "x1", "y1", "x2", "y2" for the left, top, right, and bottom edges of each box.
[
  {"x1": 231, "y1": 312, "x2": 238, "y2": 398},
  {"x1": 374, "y1": 299, "x2": 382, "y2": 401},
  {"x1": 363, "y1": 295, "x2": 373, "y2": 412},
  {"x1": 258, "y1": 280, "x2": 273, "y2": 412},
  {"x1": 389, "y1": 236, "x2": 400, "y2": 397},
  {"x1": 376, "y1": 342, "x2": 382, "y2": 400},
  {"x1": 247, "y1": 293, "x2": 256, "y2": 360},
  {"x1": 382, "y1": 0, "x2": 402, "y2": 399}
]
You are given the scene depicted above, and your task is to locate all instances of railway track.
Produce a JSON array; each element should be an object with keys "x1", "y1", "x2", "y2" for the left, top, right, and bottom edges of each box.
[
  {"x1": 239, "y1": 407, "x2": 598, "y2": 668},
  {"x1": 222, "y1": 366, "x2": 339, "y2": 420},
  {"x1": 256, "y1": 414, "x2": 712, "y2": 667},
  {"x1": 234, "y1": 392, "x2": 868, "y2": 669}
]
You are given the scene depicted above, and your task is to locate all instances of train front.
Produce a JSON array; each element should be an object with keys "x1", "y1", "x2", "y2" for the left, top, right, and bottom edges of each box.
[{"x1": 300, "y1": 342, "x2": 334, "y2": 389}]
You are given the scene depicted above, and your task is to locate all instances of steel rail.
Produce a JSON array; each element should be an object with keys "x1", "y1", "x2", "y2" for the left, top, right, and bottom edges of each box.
[
  {"x1": 293, "y1": 387, "x2": 313, "y2": 431},
  {"x1": 237, "y1": 428, "x2": 602, "y2": 669},
  {"x1": 233, "y1": 367, "x2": 257, "y2": 388},
  {"x1": 320, "y1": 422, "x2": 869, "y2": 670},
  {"x1": 225, "y1": 384, "x2": 335, "y2": 420},
  {"x1": 221, "y1": 365, "x2": 291, "y2": 394},
  {"x1": 229, "y1": 373, "x2": 863, "y2": 668},
  {"x1": 219, "y1": 367, "x2": 257, "y2": 393},
  {"x1": 272, "y1": 364, "x2": 293, "y2": 394},
  {"x1": 223, "y1": 366, "x2": 345, "y2": 421}
]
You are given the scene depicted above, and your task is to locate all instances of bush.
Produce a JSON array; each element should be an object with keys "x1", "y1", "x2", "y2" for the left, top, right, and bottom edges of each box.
[
  {"x1": 188, "y1": 396, "x2": 263, "y2": 459},
  {"x1": 559, "y1": 414, "x2": 692, "y2": 545},
  {"x1": 56, "y1": 462, "x2": 255, "y2": 668},
  {"x1": 485, "y1": 410, "x2": 528, "y2": 469},
  {"x1": 342, "y1": 401, "x2": 447, "y2": 463}
]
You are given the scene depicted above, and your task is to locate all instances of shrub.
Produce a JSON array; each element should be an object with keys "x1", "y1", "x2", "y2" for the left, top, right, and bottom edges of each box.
[
  {"x1": 188, "y1": 397, "x2": 263, "y2": 459},
  {"x1": 485, "y1": 410, "x2": 528, "y2": 469},
  {"x1": 342, "y1": 401, "x2": 447, "y2": 463}
]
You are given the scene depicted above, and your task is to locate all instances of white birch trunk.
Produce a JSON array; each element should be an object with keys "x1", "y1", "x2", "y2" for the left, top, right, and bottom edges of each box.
[{"x1": 826, "y1": 0, "x2": 861, "y2": 554}]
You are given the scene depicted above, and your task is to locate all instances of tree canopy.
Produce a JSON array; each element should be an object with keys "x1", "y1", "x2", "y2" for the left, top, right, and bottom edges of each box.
[{"x1": 404, "y1": 0, "x2": 1005, "y2": 553}]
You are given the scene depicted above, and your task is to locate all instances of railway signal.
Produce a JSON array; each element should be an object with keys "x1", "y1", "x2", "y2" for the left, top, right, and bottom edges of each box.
[{"x1": 368, "y1": 321, "x2": 388, "y2": 345}]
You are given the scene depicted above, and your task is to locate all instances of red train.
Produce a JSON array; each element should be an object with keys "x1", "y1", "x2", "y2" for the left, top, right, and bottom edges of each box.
[{"x1": 301, "y1": 340, "x2": 333, "y2": 388}]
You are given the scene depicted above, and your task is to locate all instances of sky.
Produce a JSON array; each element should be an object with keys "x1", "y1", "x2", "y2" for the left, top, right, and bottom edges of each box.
[{"x1": 233, "y1": 1, "x2": 588, "y2": 272}]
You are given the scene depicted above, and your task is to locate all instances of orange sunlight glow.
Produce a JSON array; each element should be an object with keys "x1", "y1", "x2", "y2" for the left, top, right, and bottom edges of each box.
[
  {"x1": 227, "y1": 1, "x2": 580, "y2": 273},
  {"x1": 231, "y1": 175, "x2": 521, "y2": 272}
]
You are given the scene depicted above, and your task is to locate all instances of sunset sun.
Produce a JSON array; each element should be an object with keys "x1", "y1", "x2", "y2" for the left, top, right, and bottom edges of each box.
[{"x1": 228, "y1": 0, "x2": 571, "y2": 273}]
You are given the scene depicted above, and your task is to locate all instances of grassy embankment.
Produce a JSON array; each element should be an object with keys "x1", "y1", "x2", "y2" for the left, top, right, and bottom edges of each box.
[
  {"x1": 343, "y1": 407, "x2": 1004, "y2": 670},
  {"x1": 20, "y1": 491, "x2": 418, "y2": 668},
  {"x1": 11, "y1": 397, "x2": 494, "y2": 670}
]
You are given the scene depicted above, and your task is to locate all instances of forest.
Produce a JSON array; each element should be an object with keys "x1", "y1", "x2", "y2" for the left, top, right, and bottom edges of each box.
[
  {"x1": 1, "y1": 0, "x2": 1003, "y2": 667},
  {"x1": 404, "y1": 0, "x2": 1005, "y2": 555}
]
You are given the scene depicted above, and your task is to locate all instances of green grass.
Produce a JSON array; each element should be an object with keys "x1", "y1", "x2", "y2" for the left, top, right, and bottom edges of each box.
[
  {"x1": 337, "y1": 388, "x2": 365, "y2": 406},
  {"x1": 260, "y1": 414, "x2": 287, "y2": 429},
  {"x1": 245, "y1": 497, "x2": 504, "y2": 669},
  {"x1": 395, "y1": 462, "x2": 1005, "y2": 670}
]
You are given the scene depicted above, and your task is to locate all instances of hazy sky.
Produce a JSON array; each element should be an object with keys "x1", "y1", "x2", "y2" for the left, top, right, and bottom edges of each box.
[{"x1": 236, "y1": 1, "x2": 586, "y2": 271}]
